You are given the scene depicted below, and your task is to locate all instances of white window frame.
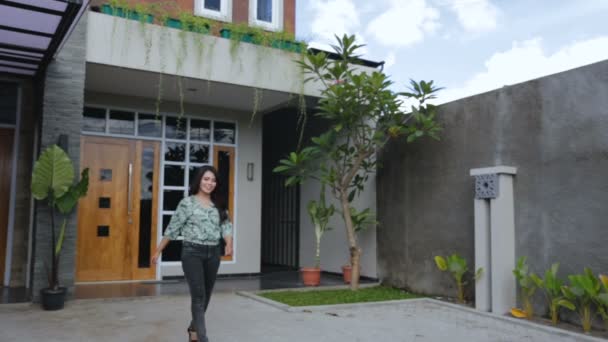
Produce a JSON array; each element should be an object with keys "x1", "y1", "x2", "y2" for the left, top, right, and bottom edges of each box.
[
  {"x1": 249, "y1": 0, "x2": 283, "y2": 31},
  {"x1": 195, "y1": 0, "x2": 232, "y2": 22}
]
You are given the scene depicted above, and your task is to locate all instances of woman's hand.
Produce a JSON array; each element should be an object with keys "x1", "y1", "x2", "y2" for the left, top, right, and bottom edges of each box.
[
  {"x1": 224, "y1": 236, "x2": 233, "y2": 256},
  {"x1": 152, "y1": 237, "x2": 170, "y2": 265},
  {"x1": 151, "y1": 251, "x2": 161, "y2": 265}
]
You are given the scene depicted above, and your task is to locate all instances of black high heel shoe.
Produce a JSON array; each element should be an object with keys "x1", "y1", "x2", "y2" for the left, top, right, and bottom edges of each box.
[{"x1": 187, "y1": 327, "x2": 197, "y2": 342}]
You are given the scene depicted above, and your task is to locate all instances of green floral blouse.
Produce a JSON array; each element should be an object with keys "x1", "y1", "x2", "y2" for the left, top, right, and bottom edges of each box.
[{"x1": 164, "y1": 196, "x2": 233, "y2": 245}]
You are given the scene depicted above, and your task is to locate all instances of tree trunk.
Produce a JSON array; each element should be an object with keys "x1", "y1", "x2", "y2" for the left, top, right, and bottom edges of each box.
[{"x1": 339, "y1": 189, "x2": 361, "y2": 290}]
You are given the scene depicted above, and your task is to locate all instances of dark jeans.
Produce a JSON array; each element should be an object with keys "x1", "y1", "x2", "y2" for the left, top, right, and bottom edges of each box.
[{"x1": 181, "y1": 241, "x2": 221, "y2": 342}]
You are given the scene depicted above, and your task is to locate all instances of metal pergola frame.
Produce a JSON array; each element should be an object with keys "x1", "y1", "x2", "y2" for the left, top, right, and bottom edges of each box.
[{"x1": 0, "y1": 0, "x2": 85, "y2": 78}]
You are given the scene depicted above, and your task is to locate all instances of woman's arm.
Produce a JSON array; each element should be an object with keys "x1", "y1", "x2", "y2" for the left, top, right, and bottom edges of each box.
[
  {"x1": 224, "y1": 235, "x2": 233, "y2": 256},
  {"x1": 152, "y1": 198, "x2": 190, "y2": 264},
  {"x1": 151, "y1": 237, "x2": 171, "y2": 264},
  {"x1": 221, "y1": 217, "x2": 234, "y2": 256}
]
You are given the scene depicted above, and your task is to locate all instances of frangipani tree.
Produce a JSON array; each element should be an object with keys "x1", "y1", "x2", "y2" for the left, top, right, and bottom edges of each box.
[{"x1": 274, "y1": 34, "x2": 442, "y2": 290}]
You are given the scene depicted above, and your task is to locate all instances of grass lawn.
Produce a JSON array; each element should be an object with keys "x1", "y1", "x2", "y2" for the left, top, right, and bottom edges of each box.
[{"x1": 258, "y1": 286, "x2": 421, "y2": 307}]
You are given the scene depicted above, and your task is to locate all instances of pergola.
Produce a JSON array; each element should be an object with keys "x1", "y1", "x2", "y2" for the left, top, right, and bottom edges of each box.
[{"x1": 0, "y1": 0, "x2": 88, "y2": 77}]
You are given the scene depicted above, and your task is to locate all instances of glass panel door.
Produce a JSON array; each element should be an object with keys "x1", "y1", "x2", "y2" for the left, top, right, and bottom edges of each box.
[{"x1": 214, "y1": 146, "x2": 235, "y2": 261}]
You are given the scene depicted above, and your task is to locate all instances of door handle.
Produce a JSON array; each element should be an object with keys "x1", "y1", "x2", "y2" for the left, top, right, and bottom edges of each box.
[{"x1": 128, "y1": 162, "x2": 133, "y2": 224}]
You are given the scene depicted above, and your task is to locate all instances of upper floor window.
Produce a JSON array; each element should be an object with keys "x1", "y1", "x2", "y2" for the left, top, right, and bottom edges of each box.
[
  {"x1": 250, "y1": 0, "x2": 283, "y2": 31},
  {"x1": 196, "y1": 0, "x2": 232, "y2": 22}
]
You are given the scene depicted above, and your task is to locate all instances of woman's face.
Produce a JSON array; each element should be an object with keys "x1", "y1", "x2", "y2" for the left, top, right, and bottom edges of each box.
[{"x1": 199, "y1": 170, "x2": 217, "y2": 195}]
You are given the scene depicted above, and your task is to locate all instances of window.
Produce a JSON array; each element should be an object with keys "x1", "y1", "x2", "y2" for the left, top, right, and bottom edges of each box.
[
  {"x1": 196, "y1": 0, "x2": 232, "y2": 22},
  {"x1": 0, "y1": 82, "x2": 18, "y2": 126},
  {"x1": 250, "y1": 0, "x2": 282, "y2": 31}
]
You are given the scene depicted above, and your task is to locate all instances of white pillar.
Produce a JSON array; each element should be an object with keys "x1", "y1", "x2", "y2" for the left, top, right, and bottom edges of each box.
[{"x1": 470, "y1": 166, "x2": 517, "y2": 315}]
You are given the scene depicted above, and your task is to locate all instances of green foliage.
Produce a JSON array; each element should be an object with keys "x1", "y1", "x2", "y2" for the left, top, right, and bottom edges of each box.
[
  {"x1": 561, "y1": 268, "x2": 604, "y2": 332},
  {"x1": 434, "y1": 254, "x2": 481, "y2": 303},
  {"x1": 273, "y1": 34, "x2": 442, "y2": 289},
  {"x1": 259, "y1": 286, "x2": 420, "y2": 307},
  {"x1": 101, "y1": 0, "x2": 308, "y2": 125},
  {"x1": 349, "y1": 207, "x2": 376, "y2": 232},
  {"x1": 513, "y1": 256, "x2": 540, "y2": 318},
  {"x1": 31, "y1": 145, "x2": 89, "y2": 290},
  {"x1": 531, "y1": 263, "x2": 574, "y2": 324},
  {"x1": 307, "y1": 185, "x2": 335, "y2": 268}
]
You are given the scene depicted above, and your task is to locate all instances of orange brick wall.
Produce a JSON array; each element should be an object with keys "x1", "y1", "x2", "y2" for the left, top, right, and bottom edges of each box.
[{"x1": 91, "y1": 0, "x2": 296, "y2": 34}]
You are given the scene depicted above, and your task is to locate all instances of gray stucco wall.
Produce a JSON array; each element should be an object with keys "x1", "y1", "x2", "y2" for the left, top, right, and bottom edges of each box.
[
  {"x1": 32, "y1": 14, "x2": 87, "y2": 298},
  {"x1": 377, "y1": 60, "x2": 608, "y2": 307}
]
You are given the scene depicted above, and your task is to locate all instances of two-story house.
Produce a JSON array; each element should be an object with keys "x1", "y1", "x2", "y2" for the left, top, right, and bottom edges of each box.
[{"x1": 0, "y1": 0, "x2": 382, "y2": 302}]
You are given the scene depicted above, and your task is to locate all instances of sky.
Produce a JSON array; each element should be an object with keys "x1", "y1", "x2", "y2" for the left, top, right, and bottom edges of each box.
[{"x1": 295, "y1": 0, "x2": 608, "y2": 104}]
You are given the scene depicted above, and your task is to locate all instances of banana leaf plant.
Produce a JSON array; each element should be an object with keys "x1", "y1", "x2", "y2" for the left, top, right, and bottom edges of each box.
[
  {"x1": 307, "y1": 184, "x2": 335, "y2": 268},
  {"x1": 597, "y1": 274, "x2": 608, "y2": 329},
  {"x1": 31, "y1": 145, "x2": 89, "y2": 291},
  {"x1": 561, "y1": 268, "x2": 601, "y2": 333},
  {"x1": 512, "y1": 256, "x2": 539, "y2": 319},
  {"x1": 529, "y1": 263, "x2": 575, "y2": 324},
  {"x1": 434, "y1": 253, "x2": 482, "y2": 304}
]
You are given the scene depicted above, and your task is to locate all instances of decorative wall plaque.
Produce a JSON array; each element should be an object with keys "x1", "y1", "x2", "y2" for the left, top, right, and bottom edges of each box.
[{"x1": 475, "y1": 173, "x2": 499, "y2": 199}]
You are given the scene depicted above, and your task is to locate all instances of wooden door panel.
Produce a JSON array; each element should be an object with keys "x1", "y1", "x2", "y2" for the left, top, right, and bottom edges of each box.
[
  {"x1": 77, "y1": 137, "x2": 133, "y2": 281},
  {"x1": 0, "y1": 128, "x2": 14, "y2": 279}
]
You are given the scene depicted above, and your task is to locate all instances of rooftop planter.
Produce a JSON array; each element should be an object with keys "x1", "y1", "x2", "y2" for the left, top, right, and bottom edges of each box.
[
  {"x1": 220, "y1": 28, "x2": 304, "y2": 53},
  {"x1": 165, "y1": 18, "x2": 210, "y2": 34},
  {"x1": 99, "y1": 2, "x2": 306, "y2": 54},
  {"x1": 100, "y1": 4, "x2": 153, "y2": 23}
]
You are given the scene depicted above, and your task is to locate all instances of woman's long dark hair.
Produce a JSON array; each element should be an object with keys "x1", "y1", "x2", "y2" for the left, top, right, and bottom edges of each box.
[{"x1": 189, "y1": 165, "x2": 229, "y2": 224}]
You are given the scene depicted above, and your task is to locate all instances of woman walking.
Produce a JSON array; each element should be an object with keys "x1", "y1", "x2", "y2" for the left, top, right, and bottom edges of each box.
[{"x1": 152, "y1": 165, "x2": 233, "y2": 342}]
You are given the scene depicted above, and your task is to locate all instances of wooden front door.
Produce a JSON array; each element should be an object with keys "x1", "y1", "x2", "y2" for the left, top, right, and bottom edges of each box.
[
  {"x1": 76, "y1": 136, "x2": 160, "y2": 282},
  {"x1": 0, "y1": 128, "x2": 14, "y2": 280}
]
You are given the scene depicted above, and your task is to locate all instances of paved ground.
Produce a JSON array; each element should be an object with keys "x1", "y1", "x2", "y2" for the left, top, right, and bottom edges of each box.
[{"x1": 0, "y1": 291, "x2": 604, "y2": 342}]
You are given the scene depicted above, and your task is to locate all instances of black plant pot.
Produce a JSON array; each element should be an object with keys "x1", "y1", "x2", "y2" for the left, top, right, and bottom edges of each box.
[{"x1": 40, "y1": 287, "x2": 67, "y2": 311}]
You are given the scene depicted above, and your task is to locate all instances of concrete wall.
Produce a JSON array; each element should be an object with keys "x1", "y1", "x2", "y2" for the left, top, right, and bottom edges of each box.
[
  {"x1": 85, "y1": 91, "x2": 262, "y2": 275},
  {"x1": 86, "y1": 12, "x2": 320, "y2": 97},
  {"x1": 377, "y1": 60, "x2": 608, "y2": 305},
  {"x1": 33, "y1": 14, "x2": 88, "y2": 297},
  {"x1": 299, "y1": 177, "x2": 377, "y2": 278}
]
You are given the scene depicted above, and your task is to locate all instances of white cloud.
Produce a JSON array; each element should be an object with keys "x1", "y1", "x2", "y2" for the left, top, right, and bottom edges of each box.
[
  {"x1": 384, "y1": 51, "x2": 397, "y2": 69},
  {"x1": 366, "y1": 0, "x2": 440, "y2": 47},
  {"x1": 447, "y1": 0, "x2": 499, "y2": 33},
  {"x1": 438, "y1": 36, "x2": 608, "y2": 104},
  {"x1": 308, "y1": 0, "x2": 361, "y2": 44}
]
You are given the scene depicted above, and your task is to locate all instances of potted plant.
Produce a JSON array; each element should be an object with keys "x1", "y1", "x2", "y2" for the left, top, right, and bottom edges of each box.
[
  {"x1": 31, "y1": 145, "x2": 89, "y2": 310},
  {"x1": 301, "y1": 185, "x2": 335, "y2": 286},
  {"x1": 341, "y1": 264, "x2": 352, "y2": 284}
]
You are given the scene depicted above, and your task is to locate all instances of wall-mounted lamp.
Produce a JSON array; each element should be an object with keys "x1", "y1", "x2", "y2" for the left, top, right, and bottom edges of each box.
[
  {"x1": 57, "y1": 134, "x2": 69, "y2": 153},
  {"x1": 247, "y1": 162, "x2": 254, "y2": 181}
]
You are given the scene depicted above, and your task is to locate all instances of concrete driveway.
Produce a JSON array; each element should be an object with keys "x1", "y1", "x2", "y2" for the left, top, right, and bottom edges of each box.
[{"x1": 0, "y1": 291, "x2": 604, "y2": 342}]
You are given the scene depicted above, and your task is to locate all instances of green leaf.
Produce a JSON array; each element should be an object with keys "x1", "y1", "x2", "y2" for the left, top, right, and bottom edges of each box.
[
  {"x1": 557, "y1": 299, "x2": 576, "y2": 311},
  {"x1": 597, "y1": 293, "x2": 608, "y2": 306},
  {"x1": 55, "y1": 219, "x2": 67, "y2": 256},
  {"x1": 348, "y1": 189, "x2": 356, "y2": 202},
  {"x1": 31, "y1": 145, "x2": 74, "y2": 200},
  {"x1": 55, "y1": 169, "x2": 89, "y2": 214},
  {"x1": 434, "y1": 256, "x2": 447, "y2": 271}
]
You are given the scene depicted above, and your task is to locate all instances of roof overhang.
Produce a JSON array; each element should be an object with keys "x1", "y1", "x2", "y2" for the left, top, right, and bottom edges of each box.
[{"x1": 0, "y1": 0, "x2": 88, "y2": 78}]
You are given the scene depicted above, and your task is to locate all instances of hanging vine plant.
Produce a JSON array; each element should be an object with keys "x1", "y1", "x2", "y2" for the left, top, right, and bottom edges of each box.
[{"x1": 99, "y1": 1, "x2": 310, "y2": 125}]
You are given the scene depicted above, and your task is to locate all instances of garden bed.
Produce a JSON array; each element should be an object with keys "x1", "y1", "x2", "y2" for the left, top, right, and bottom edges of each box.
[{"x1": 257, "y1": 285, "x2": 420, "y2": 307}]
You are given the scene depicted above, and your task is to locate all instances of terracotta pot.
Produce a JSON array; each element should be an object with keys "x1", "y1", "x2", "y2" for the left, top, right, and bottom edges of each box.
[
  {"x1": 342, "y1": 265, "x2": 352, "y2": 284},
  {"x1": 301, "y1": 267, "x2": 321, "y2": 286}
]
